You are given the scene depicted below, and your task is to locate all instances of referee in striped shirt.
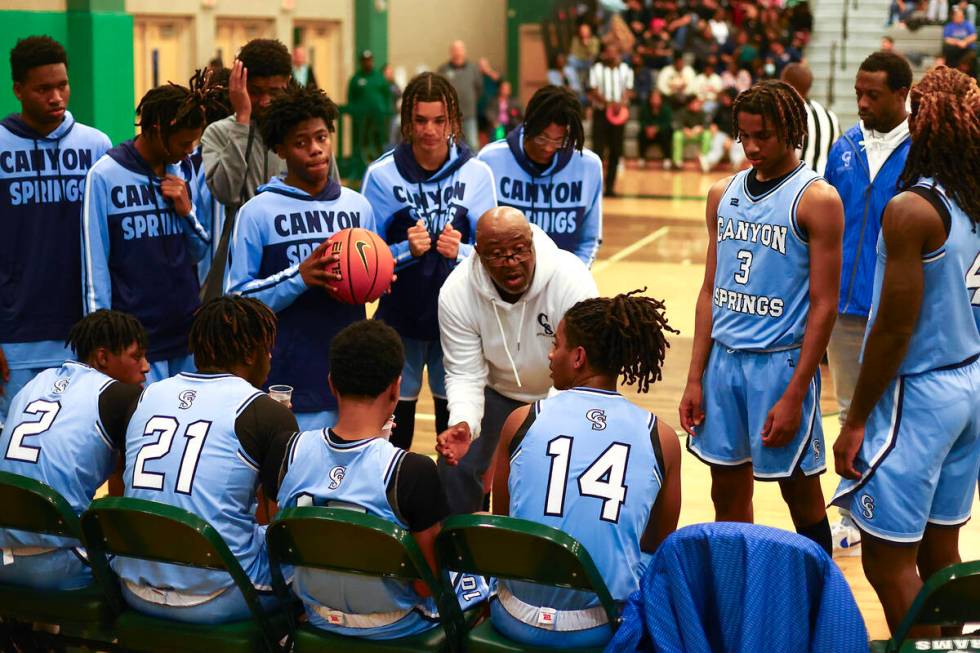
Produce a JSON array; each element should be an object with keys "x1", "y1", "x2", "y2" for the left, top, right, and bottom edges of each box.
[
  {"x1": 781, "y1": 63, "x2": 840, "y2": 176},
  {"x1": 588, "y1": 42, "x2": 634, "y2": 197}
]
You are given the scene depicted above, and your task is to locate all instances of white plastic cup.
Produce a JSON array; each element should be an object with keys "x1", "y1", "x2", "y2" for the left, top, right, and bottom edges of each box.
[{"x1": 268, "y1": 385, "x2": 293, "y2": 406}]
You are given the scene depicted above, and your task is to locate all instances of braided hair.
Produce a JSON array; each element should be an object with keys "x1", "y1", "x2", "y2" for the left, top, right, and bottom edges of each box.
[
  {"x1": 399, "y1": 72, "x2": 462, "y2": 144},
  {"x1": 522, "y1": 84, "x2": 586, "y2": 152},
  {"x1": 189, "y1": 296, "x2": 277, "y2": 371},
  {"x1": 563, "y1": 289, "x2": 679, "y2": 393},
  {"x1": 732, "y1": 79, "x2": 807, "y2": 150},
  {"x1": 900, "y1": 65, "x2": 980, "y2": 227},
  {"x1": 136, "y1": 68, "x2": 229, "y2": 139},
  {"x1": 66, "y1": 310, "x2": 147, "y2": 363},
  {"x1": 258, "y1": 84, "x2": 339, "y2": 151}
]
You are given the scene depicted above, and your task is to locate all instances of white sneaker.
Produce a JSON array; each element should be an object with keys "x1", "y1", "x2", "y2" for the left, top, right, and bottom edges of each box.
[
  {"x1": 662, "y1": 159, "x2": 673, "y2": 170},
  {"x1": 831, "y1": 516, "x2": 862, "y2": 557},
  {"x1": 698, "y1": 154, "x2": 711, "y2": 173}
]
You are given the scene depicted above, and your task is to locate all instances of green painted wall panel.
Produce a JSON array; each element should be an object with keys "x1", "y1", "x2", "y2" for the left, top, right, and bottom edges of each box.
[
  {"x1": 506, "y1": 0, "x2": 553, "y2": 91},
  {"x1": 0, "y1": 12, "x2": 69, "y2": 121},
  {"x1": 354, "y1": 0, "x2": 388, "y2": 65}
]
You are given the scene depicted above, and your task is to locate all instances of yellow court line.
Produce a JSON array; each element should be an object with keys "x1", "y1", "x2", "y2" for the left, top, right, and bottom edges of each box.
[{"x1": 593, "y1": 226, "x2": 671, "y2": 274}]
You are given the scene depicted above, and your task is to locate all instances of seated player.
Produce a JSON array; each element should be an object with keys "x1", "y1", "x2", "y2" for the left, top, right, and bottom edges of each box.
[
  {"x1": 226, "y1": 85, "x2": 376, "y2": 431},
  {"x1": 490, "y1": 291, "x2": 682, "y2": 648},
  {"x1": 0, "y1": 310, "x2": 147, "y2": 590},
  {"x1": 277, "y1": 320, "x2": 488, "y2": 640},
  {"x1": 113, "y1": 296, "x2": 297, "y2": 623}
]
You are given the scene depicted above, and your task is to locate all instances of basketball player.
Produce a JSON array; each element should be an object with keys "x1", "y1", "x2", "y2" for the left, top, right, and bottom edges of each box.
[
  {"x1": 82, "y1": 71, "x2": 224, "y2": 383},
  {"x1": 680, "y1": 80, "x2": 844, "y2": 554},
  {"x1": 277, "y1": 319, "x2": 487, "y2": 639},
  {"x1": 225, "y1": 85, "x2": 375, "y2": 431},
  {"x1": 478, "y1": 85, "x2": 603, "y2": 266},
  {"x1": 831, "y1": 66, "x2": 980, "y2": 636},
  {"x1": 113, "y1": 296, "x2": 297, "y2": 623},
  {"x1": 490, "y1": 291, "x2": 681, "y2": 648},
  {"x1": 0, "y1": 310, "x2": 147, "y2": 590},
  {"x1": 361, "y1": 72, "x2": 496, "y2": 452},
  {"x1": 1, "y1": 36, "x2": 112, "y2": 421}
]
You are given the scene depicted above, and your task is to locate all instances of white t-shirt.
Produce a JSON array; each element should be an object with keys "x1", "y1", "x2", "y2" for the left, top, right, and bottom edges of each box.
[{"x1": 860, "y1": 118, "x2": 910, "y2": 182}]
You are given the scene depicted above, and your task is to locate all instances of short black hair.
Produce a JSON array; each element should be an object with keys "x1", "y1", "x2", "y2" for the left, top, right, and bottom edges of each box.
[
  {"x1": 10, "y1": 35, "x2": 67, "y2": 83},
  {"x1": 258, "y1": 85, "x2": 339, "y2": 150},
  {"x1": 329, "y1": 320, "x2": 404, "y2": 399},
  {"x1": 858, "y1": 51, "x2": 913, "y2": 91},
  {"x1": 189, "y1": 296, "x2": 277, "y2": 371},
  {"x1": 522, "y1": 85, "x2": 585, "y2": 151},
  {"x1": 237, "y1": 39, "x2": 291, "y2": 79},
  {"x1": 66, "y1": 309, "x2": 147, "y2": 363}
]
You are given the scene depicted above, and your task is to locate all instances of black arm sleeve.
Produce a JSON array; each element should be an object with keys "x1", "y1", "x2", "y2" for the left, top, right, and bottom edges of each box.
[
  {"x1": 235, "y1": 395, "x2": 299, "y2": 499},
  {"x1": 388, "y1": 452, "x2": 450, "y2": 532},
  {"x1": 97, "y1": 382, "x2": 143, "y2": 451}
]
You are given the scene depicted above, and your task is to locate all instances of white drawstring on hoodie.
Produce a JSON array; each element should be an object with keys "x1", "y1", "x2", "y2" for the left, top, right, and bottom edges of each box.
[{"x1": 491, "y1": 299, "x2": 526, "y2": 388}]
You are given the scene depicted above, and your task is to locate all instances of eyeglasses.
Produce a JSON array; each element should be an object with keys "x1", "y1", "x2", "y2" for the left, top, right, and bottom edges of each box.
[
  {"x1": 481, "y1": 243, "x2": 533, "y2": 266},
  {"x1": 531, "y1": 133, "x2": 567, "y2": 149}
]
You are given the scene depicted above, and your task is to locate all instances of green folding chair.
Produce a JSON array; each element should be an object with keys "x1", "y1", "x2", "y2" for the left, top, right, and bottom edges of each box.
[
  {"x1": 266, "y1": 506, "x2": 475, "y2": 652},
  {"x1": 81, "y1": 496, "x2": 287, "y2": 652},
  {"x1": 870, "y1": 560, "x2": 980, "y2": 653},
  {"x1": 0, "y1": 471, "x2": 117, "y2": 649},
  {"x1": 435, "y1": 513, "x2": 621, "y2": 653}
]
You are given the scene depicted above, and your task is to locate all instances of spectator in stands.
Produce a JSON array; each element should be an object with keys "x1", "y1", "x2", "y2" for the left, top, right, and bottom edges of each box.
[
  {"x1": 292, "y1": 45, "x2": 317, "y2": 89},
  {"x1": 439, "y1": 40, "x2": 482, "y2": 149},
  {"x1": 658, "y1": 53, "x2": 696, "y2": 106},
  {"x1": 693, "y1": 56, "x2": 724, "y2": 115},
  {"x1": 709, "y1": 7, "x2": 732, "y2": 46},
  {"x1": 887, "y1": 0, "x2": 916, "y2": 26},
  {"x1": 671, "y1": 94, "x2": 711, "y2": 169},
  {"x1": 701, "y1": 87, "x2": 745, "y2": 172},
  {"x1": 624, "y1": 0, "x2": 653, "y2": 42},
  {"x1": 720, "y1": 59, "x2": 753, "y2": 93},
  {"x1": 589, "y1": 42, "x2": 634, "y2": 197},
  {"x1": 485, "y1": 80, "x2": 522, "y2": 142},
  {"x1": 766, "y1": 40, "x2": 802, "y2": 78},
  {"x1": 734, "y1": 31, "x2": 760, "y2": 70},
  {"x1": 568, "y1": 22, "x2": 601, "y2": 79},
  {"x1": 347, "y1": 50, "x2": 390, "y2": 164},
  {"x1": 788, "y1": 1, "x2": 814, "y2": 41},
  {"x1": 942, "y1": 6, "x2": 977, "y2": 72},
  {"x1": 881, "y1": 35, "x2": 897, "y2": 52},
  {"x1": 639, "y1": 88, "x2": 674, "y2": 168},
  {"x1": 689, "y1": 21, "x2": 720, "y2": 63},
  {"x1": 547, "y1": 53, "x2": 583, "y2": 101}
]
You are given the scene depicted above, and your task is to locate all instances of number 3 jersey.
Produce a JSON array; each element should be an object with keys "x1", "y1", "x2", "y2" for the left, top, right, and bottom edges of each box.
[
  {"x1": 711, "y1": 163, "x2": 822, "y2": 351},
  {"x1": 507, "y1": 388, "x2": 665, "y2": 608},
  {"x1": 114, "y1": 372, "x2": 297, "y2": 595}
]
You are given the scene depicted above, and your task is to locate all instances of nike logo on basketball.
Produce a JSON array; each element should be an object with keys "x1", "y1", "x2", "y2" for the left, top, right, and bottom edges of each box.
[{"x1": 355, "y1": 240, "x2": 371, "y2": 271}]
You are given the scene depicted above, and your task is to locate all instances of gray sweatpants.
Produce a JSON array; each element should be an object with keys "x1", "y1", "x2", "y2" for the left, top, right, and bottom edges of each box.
[{"x1": 439, "y1": 386, "x2": 525, "y2": 515}]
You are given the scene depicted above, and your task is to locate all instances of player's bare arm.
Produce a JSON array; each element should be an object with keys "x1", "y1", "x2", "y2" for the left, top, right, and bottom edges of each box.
[
  {"x1": 761, "y1": 180, "x2": 843, "y2": 448},
  {"x1": 680, "y1": 175, "x2": 729, "y2": 435},
  {"x1": 834, "y1": 191, "x2": 942, "y2": 479},
  {"x1": 640, "y1": 418, "x2": 682, "y2": 552},
  {"x1": 490, "y1": 404, "x2": 530, "y2": 516}
]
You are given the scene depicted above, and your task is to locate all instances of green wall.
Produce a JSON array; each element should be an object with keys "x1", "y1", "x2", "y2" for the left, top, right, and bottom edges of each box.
[
  {"x1": 506, "y1": 0, "x2": 553, "y2": 92},
  {"x1": 0, "y1": 7, "x2": 134, "y2": 143},
  {"x1": 355, "y1": 0, "x2": 388, "y2": 66}
]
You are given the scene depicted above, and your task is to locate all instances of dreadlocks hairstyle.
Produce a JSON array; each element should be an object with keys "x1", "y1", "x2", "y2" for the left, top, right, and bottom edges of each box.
[
  {"x1": 10, "y1": 35, "x2": 67, "y2": 83},
  {"x1": 562, "y1": 289, "x2": 679, "y2": 393},
  {"x1": 66, "y1": 309, "x2": 147, "y2": 363},
  {"x1": 900, "y1": 65, "x2": 980, "y2": 226},
  {"x1": 258, "y1": 85, "x2": 340, "y2": 151},
  {"x1": 732, "y1": 79, "x2": 807, "y2": 150},
  {"x1": 203, "y1": 66, "x2": 231, "y2": 125},
  {"x1": 237, "y1": 39, "x2": 292, "y2": 79},
  {"x1": 399, "y1": 72, "x2": 462, "y2": 144},
  {"x1": 522, "y1": 84, "x2": 586, "y2": 152},
  {"x1": 189, "y1": 296, "x2": 277, "y2": 371},
  {"x1": 135, "y1": 68, "x2": 228, "y2": 139}
]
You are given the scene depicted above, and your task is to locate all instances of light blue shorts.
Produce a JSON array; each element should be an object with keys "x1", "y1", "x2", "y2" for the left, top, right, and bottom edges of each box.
[
  {"x1": 831, "y1": 357, "x2": 980, "y2": 543},
  {"x1": 0, "y1": 546, "x2": 91, "y2": 590},
  {"x1": 489, "y1": 597, "x2": 613, "y2": 649},
  {"x1": 147, "y1": 355, "x2": 195, "y2": 385},
  {"x1": 121, "y1": 582, "x2": 280, "y2": 624},
  {"x1": 687, "y1": 345, "x2": 825, "y2": 480},
  {"x1": 399, "y1": 337, "x2": 446, "y2": 400}
]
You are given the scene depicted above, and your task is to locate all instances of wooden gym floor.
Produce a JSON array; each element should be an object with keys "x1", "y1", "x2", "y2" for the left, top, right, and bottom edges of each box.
[{"x1": 406, "y1": 165, "x2": 980, "y2": 640}]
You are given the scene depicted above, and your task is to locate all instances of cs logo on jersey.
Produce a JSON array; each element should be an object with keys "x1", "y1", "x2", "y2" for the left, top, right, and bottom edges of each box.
[
  {"x1": 860, "y1": 494, "x2": 875, "y2": 520},
  {"x1": 811, "y1": 438, "x2": 822, "y2": 461},
  {"x1": 537, "y1": 313, "x2": 554, "y2": 337},
  {"x1": 178, "y1": 390, "x2": 197, "y2": 410},
  {"x1": 842, "y1": 151, "x2": 853, "y2": 168},
  {"x1": 586, "y1": 409, "x2": 607, "y2": 431},
  {"x1": 53, "y1": 379, "x2": 70, "y2": 394},
  {"x1": 328, "y1": 466, "x2": 347, "y2": 490}
]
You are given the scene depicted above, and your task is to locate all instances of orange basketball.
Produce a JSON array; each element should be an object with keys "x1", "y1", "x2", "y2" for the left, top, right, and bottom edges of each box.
[{"x1": 325, "y1": 228, "x2": 395, "y2": 304}]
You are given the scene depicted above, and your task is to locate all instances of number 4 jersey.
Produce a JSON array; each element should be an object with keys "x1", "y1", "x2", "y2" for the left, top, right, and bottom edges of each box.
[{"x1": 507, "y1": 387, "x2": 665, "y2": 609}]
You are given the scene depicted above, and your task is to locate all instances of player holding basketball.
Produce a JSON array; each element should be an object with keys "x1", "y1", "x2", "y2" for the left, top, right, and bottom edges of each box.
[
  {"x1": 361, "y1": 72, "x2": 496, "y2": 451},
  {"x1": 0, "y1": 310, "x2": 147, "y2": 590},
  {"x1": 225, "y1": 85, "x2": 375, "y2": 431},
  {"x1": 831, "y1": 66, "x2": 980, "y2": 636},
  {"x1": 680, "y1": 80, "x2": 844, "y2": 555},
  {"x1": 491, "y1": 291, "x2": 681, "y2": 648}
]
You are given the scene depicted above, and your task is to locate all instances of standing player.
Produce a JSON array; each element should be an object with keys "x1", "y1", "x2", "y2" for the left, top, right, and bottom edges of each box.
[
  {"x1": 0, "y1": 36, "x2": 111, "y2": 420},
  {"x1": 0, "y1": 310, "x2": 147, "y2": 590},
  {"x1": 361, "y1": 72, "x2": 496, "y2": 451},
  {"x1": 113, "y1": 296, "x2": 297, "y2": 623},
  {"x1": 478, "y1": 85, "x2": 603, "y2": 267},
  {"x1": 225, "y1": 86, "x2": 374, "y2": 431},
  {"x1": 832, "y1": 67, "x2": 980, "y2": 636},
  {"x1": 82, "y1": 72, "x2": 223, "y2": 383},
  {"x1": 680, "y1": 80, "x2": 844, "y2": 555},
  {"x1": 490, "y1": 292, "x2": 681, "y2": 648},
  {"x1": 277, "y1": 320, "x2": 487, "y2": 640}
]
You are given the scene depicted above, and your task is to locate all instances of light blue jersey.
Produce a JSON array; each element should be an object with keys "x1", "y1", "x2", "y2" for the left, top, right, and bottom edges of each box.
[
  {"x1": 712, "y1": 163, "x2": 822, "y2": 351},
  {"x1": 506, "y1": 388, "x2": 663, "y2": 615},
  {"x1": 865, "y1": 180, "x2": 980, "y2": 374},
  {"x1": 114, "y1": 373, "x2": 270, "y2": 594}
]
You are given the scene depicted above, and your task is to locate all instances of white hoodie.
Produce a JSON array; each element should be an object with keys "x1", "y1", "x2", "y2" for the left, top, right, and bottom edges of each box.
[{"x1": 439, "y1": 225, "x2": 599, "y2": 436}]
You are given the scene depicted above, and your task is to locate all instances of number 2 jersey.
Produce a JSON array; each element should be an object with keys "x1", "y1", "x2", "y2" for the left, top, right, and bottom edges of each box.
[
  {"x1": 507, "y1": 388, "x2": 665, "y2": 609},
  {"x1": 712, "y1": 163, "x2": 823, "y2": 351},
  {"x1": 113, "y1": 372, "x2": 297, "y2": 595}
]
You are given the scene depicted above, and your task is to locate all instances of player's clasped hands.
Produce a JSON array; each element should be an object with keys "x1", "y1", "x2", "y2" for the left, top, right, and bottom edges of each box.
[
  {"x1": 299, "y1": 240, "x2": 342, "y2": 289},
  {"x1": 407, "y1": 219, "x2": 432, "y2": 257},
  {"x1": 436, "y1": 223, "x2": 462, "y2": 260},
  {"x1": 436, "y1": 421, "x2": 472, "y2": 466},
  {"x1": 160, "y1": 175, "x2": 193, "y2": 217}
]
